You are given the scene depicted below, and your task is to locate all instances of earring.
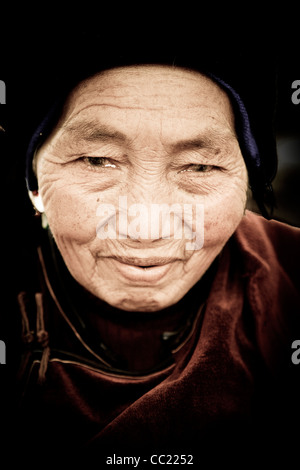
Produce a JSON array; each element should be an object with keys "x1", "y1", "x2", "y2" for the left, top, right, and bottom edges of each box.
[
  {"x1": 31, "y1": 190, "x2": 40, "y2": 216},
  {"x1": 29, "y1": 190, "x2": 45, "y2": 214}
]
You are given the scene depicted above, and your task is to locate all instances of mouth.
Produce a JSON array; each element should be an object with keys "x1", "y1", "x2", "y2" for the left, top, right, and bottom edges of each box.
[
  {"x1": 113, "y1": 256, "x2": 177, "y2": 266},
  {"x1": 108, "y1": 256, "x2": 178, "y2": 283}
]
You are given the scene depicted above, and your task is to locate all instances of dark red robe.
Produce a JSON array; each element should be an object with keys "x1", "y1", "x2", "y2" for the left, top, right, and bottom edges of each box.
[{"x1": 11, "y1": 211, "x2": 300, "y2": 465}]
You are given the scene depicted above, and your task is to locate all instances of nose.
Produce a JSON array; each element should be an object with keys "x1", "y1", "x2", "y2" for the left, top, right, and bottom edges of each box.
[
  {"x1": 117, "y1": 198, "x2": 185, "y2": 243},
  {"x1": 96, "y1": 196, "x2": 204, "y2": 250}
]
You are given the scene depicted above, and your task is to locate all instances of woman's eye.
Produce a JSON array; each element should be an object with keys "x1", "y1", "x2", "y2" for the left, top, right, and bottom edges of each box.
[
  {"x1": 180, "y1": 164, "x2": 215, "y2": 173},
  {"x1": 81, "y1": 157, "x2": 117, "y2": 168}
]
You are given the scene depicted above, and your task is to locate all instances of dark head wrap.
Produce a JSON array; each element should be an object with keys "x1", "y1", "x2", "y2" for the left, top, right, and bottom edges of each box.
[{"x1": 7, "y1": 29, "x2": 279, "y2": 218}]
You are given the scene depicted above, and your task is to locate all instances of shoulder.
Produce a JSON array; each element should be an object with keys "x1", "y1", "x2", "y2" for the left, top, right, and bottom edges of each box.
[
  {"x1": 231, "y1": 211, "x2": 300, "y2": 371},
  {"x1": 234, "y1": 210, "x2": 300, "y2": 281},
  {"x1": 237, "y1": 210, "x2": 300, "y2": 249}
]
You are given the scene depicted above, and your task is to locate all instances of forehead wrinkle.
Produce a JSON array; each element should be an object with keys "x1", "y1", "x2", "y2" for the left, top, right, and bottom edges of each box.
[{"x1": 65, "y1": 100, "x2": 187, "y2": 120}]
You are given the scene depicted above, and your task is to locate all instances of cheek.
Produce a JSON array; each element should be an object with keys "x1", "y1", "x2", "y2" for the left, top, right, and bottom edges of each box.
[
  {"x1": 41, "y1": 185, "x2": 98, "y2": 245},
  {"x1": 203, "y1": 175, "x2": 247, "y2": 247}
]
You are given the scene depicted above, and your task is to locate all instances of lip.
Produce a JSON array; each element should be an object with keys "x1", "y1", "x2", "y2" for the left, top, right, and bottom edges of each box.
[{"x1": 109, "y1": 256, "x2": 176, "y2": 283}]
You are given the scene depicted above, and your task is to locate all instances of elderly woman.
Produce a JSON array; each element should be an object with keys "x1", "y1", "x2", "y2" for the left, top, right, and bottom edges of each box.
[{"x1": 5, "y1": 32, "x2": 299, "y2": 463}]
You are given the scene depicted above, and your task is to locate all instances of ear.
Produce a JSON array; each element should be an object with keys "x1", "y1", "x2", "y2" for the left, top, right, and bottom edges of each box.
[{"x1": 28, "y1": 190, "x2": 45, "y2": 214}]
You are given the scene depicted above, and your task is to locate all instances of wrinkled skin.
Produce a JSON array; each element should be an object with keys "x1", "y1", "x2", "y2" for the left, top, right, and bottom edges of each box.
[{"x1": 33, "y1": 65, "x2": 248, "y2": 312}]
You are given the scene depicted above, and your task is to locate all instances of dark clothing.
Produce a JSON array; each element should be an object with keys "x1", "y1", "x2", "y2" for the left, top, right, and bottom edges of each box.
[{"x1": 10, "y1": 211, "x2": 300, "y2": 464}]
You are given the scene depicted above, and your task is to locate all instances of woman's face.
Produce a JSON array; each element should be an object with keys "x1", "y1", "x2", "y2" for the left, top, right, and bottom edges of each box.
[{"x1": 34, "y1": 65, "x2": 248, "y2": 312}]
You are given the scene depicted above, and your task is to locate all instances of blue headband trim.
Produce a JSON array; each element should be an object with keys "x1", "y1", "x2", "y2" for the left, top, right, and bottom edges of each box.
[
  {"x1": 25, "y1": 99, "x2": 63, "y2": 191},
  {"x1": 208, "y1": 73, "x2": 261, "y2": 169}
]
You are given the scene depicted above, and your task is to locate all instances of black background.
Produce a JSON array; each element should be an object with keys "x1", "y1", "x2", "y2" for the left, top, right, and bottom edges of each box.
[{"x1": 0, "y1": 15, "x2": 299, "y2": 462}]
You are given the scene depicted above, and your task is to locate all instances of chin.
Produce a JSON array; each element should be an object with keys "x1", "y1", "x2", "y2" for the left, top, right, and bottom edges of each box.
[
  {"x1": 112, "y1": 297, "x2": 167, "y2": 313},
  {"x1": 101, "y1": 289, "x2": 174, "y2": 312}
]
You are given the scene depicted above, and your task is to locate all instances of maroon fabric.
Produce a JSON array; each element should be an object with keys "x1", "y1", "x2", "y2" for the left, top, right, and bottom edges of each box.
[{"x1": 14, "y1": 211, "x2": 300, "y2": 462}]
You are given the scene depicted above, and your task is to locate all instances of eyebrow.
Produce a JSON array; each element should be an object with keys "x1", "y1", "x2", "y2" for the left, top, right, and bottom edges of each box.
[
  {"x1": 170, "y1": 128, "x2": 237, "y2": 153},
  {"x1": 62, "y1": 120, "x2": 128, "y2": 144},
  {"x1": 62, "y1": 119, "x2": 236, "y2": 152}
]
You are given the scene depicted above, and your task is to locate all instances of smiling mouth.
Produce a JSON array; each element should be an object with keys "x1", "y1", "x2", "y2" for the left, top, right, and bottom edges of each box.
[
  {"x1": 128, "y1": 263, "x2": 157, "y2": 269},
  {"x1": 110, "y1": 256, "x2": 178, "y2": 266},
  {"x1": 107, "y1": 256, "x2": 178, "y2": 283}
]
